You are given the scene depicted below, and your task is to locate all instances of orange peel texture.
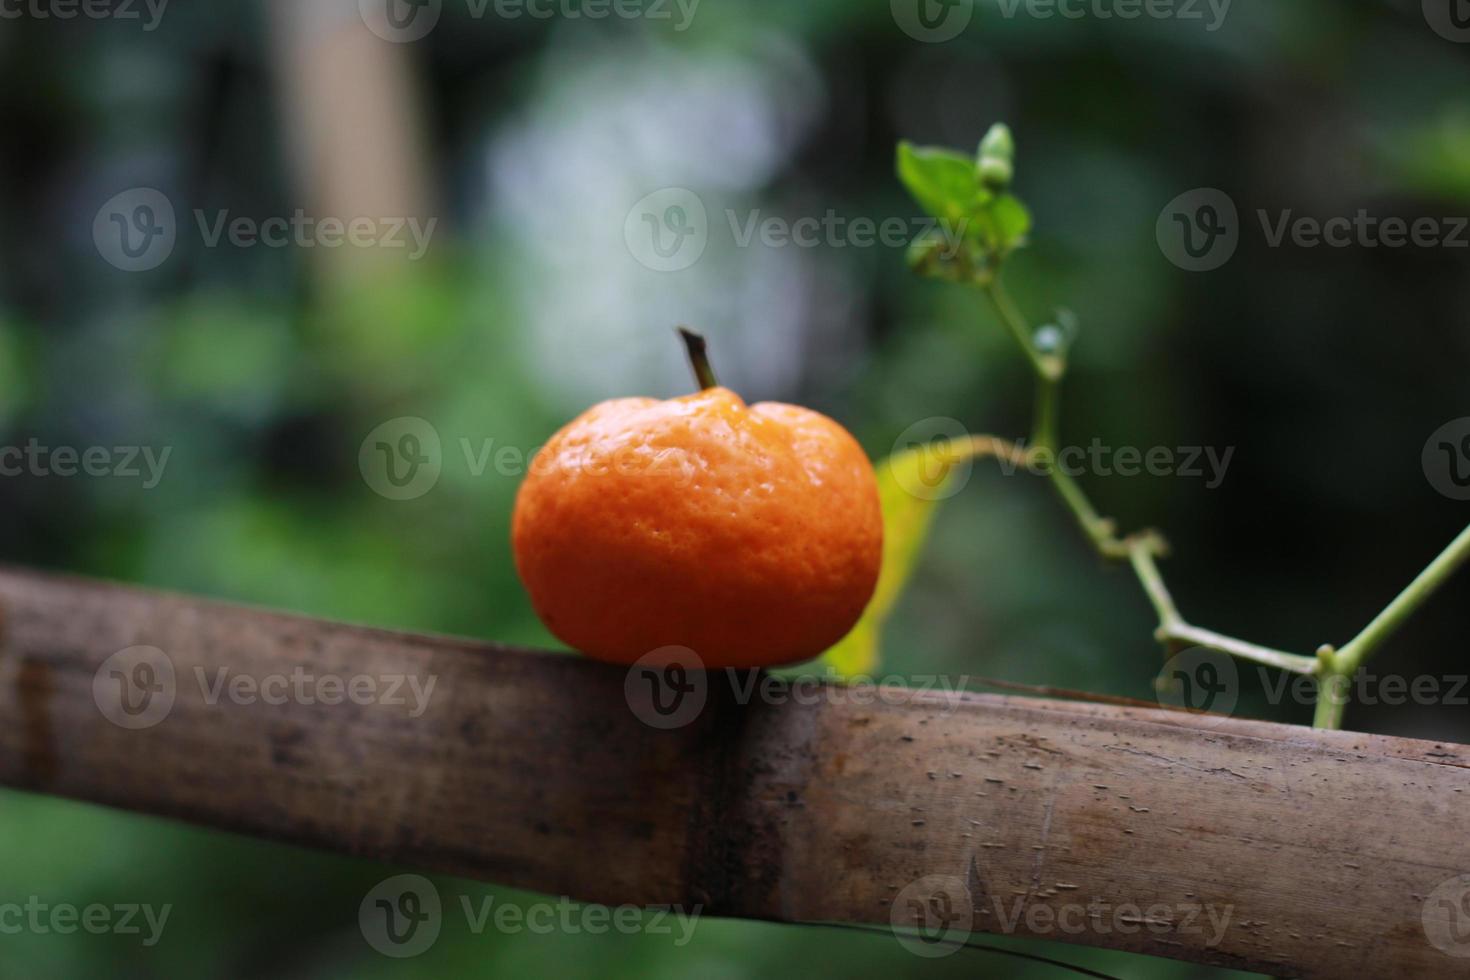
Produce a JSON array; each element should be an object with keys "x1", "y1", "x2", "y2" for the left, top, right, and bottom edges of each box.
[{"x1": 512, "y1": 387, "x2": 882, "y2": 669}]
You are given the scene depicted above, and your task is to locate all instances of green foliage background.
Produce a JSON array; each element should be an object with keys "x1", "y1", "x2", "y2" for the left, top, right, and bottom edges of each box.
[{"x1": 1, "y1": 1, "x2": 1469, "y2": 977}]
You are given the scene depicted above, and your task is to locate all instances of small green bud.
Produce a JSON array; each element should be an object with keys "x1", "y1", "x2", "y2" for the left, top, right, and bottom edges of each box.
[
  {"x1": 977, "y1": 155, "x2": 1013, "y2": 191},
  {"x1": 976, "y1": 123, "x2": 1016, "y2": 191},
  {"x1": 978, "y1": 123, "x2": 1015, "y2": 164}
]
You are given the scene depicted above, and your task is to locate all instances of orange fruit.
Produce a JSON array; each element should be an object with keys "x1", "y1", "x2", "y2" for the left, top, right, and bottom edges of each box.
[{"x1": 512, "y1": 332, "x2": 882, "y2": 669}]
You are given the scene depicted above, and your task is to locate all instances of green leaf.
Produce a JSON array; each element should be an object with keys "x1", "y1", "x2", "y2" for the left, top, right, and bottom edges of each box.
[
  {"x1": 968, "y1": 193, "x2": 1031, "y2": 255},
  {"x1": 822, "y1": 442, "x2": 973, "y2": 676},
  {"x1": 896, "y1": 141, "x2": 987, "y2": 226}
]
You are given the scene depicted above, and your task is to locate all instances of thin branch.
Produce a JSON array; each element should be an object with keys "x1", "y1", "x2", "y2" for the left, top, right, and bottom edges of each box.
[
  {"x1": 1332, "y1": 521, "x2": 1470, "y2": 676},
  {"x1": 961, "y1": 434, "x2": 1029, "y2": 467},
  {"x1": 1163, "y1": 623, "x2": 1319, "y2": 676},
  {"x1": 1128, "y1": 544, "x2": 1317, "y2": 675},
  {"x1": 1312, "y1": 674, "x2": 1351, "y2": 730},
  {"x1": 1050, "y1": 468, "x2": 1128, "y2": 558},
  {"x1": 1127, "y1": 541, "x2": 1184, "y2": 629},
  {"x1": 980, "y1": 273, "x2": 1466, "y2": 697},
  {"x1": 1312, "y1": 521, "x2": 1470, "y2": 728},
  {"x1": 985, "y1": 279, "x2": 1064, "y2": 381},
  {"x1": 978, "y1": 277, "x2": 1322, "y2": 683}
]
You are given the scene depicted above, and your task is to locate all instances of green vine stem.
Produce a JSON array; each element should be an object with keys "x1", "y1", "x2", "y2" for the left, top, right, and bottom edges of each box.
[
  {"x1": 977, "y1": 275, "x2": 1467, "y2": 724},
  {"x1": 899, "y1": 127, "x2": 1468, "y2": 729},
  {"x1": 1126, "y1": 544, "x2": 1319, "y2": 675},
  {"x1": 1311, "y1": 522, "x2": 1470, "y2": 728},
  {"x1": 984, "y1": 277, "x2": 1319, "y2": 674}
]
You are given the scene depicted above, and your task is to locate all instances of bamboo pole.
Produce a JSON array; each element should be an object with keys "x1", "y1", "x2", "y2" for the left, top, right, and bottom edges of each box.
[{"x1": 0, "y1": 567, "x2": 1466, "y2": 977}]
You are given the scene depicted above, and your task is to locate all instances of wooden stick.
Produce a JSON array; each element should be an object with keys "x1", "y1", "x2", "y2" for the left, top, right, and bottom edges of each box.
[{"x1": 0, "y1": 566, "x2": 1466, "y2": 977}]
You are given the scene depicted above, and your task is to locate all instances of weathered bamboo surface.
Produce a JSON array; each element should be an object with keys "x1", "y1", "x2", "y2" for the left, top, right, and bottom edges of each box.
[{"x1": 0, "y1": 566, "x2": 1466, "y2": 977}]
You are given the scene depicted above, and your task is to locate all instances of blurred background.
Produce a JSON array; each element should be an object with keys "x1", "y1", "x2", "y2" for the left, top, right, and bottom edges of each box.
[{"x1": 2, "y1": 0, "x2": 1469, "y2": 976}]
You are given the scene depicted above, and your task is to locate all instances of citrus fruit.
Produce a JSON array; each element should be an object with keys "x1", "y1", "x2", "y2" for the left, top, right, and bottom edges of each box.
[{"x1": 512, "y1": 329, "x2": 882, "y2": 669}]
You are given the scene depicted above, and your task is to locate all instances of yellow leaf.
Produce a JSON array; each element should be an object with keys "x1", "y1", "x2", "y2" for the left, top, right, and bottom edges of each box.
[{"x1": 822, "y1": 438, "x2": 983, "y2": 676}]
